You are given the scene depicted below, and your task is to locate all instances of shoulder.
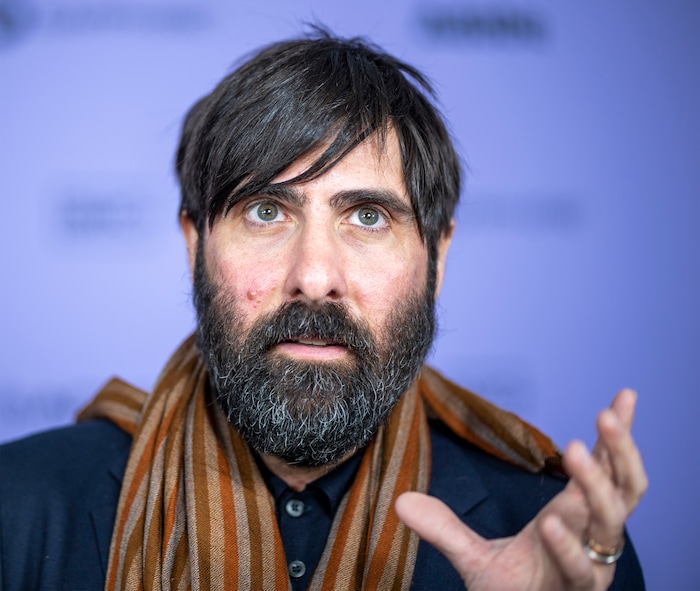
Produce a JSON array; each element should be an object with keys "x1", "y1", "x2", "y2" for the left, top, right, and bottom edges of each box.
[
  {"x1": 0, "y1": 420, "x2": 131, "y2": 591},
  {"x1": 2, "y1": 418, "x2": 131, "y2": 469},
  {"x1": 1, "y1": 420, "x2": 131, "y2": 510}
]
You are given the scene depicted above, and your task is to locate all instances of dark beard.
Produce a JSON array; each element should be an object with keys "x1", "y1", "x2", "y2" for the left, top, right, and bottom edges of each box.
[{"x1": 193, "y1": 250, "x2": 436, "y2": 467}]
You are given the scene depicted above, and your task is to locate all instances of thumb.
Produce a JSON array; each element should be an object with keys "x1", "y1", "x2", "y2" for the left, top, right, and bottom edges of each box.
[{"x1": 395, "y1": 491, "x2": 488, "y2": 577}]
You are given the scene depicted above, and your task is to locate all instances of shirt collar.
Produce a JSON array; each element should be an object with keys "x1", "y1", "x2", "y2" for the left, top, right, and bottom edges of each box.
[{"x1": 258, "y1": 451, "x2": 364, "y2": 514}]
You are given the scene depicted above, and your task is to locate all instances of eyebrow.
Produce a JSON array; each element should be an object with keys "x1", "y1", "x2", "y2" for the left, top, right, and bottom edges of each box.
[{"x1": 254, "y1": 185, "x2": 306, "y2": 207}]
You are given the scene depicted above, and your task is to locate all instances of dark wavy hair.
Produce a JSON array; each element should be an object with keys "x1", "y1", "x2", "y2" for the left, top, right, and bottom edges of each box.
[{"x1": 175, "y1": 30, "x2": 461, "y2": 267}]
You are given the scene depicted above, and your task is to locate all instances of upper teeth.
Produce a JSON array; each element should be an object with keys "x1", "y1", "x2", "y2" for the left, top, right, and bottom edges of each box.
[{"x1": 299, "y1": 340, "x2": 327, "y2": 347}]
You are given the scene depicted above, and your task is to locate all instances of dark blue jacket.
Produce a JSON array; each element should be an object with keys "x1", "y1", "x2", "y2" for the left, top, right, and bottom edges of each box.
[{"x1": 0, "y1": 420, "x2": 644, "y2": 590}]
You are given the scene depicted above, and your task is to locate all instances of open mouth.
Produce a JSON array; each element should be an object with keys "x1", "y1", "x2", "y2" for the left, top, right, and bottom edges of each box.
[
  {"x1": 291, "y1": 339, "x2": 343, "y2": 348},
  {"x1": 274, "y1": 337, "x2": 350, "y2": 360}
]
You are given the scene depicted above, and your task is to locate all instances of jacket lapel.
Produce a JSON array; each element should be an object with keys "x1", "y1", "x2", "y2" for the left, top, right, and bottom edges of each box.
[
  {"x1": 88, "y1": 444, "x2": 129, "y2": 574},
  {"x1": 428, "y1": 424, "x2": 490, "y2": 519}
]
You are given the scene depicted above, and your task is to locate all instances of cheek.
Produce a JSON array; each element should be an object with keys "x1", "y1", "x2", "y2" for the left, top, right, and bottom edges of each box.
[
  {"x1": 350, "y1": 249, "x2": 428, "y2": 325},
  {"x1": 207, "y1": 247, "x2": 281, "y2": 317}
]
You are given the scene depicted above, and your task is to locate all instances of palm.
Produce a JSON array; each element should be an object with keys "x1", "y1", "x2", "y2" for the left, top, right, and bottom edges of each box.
[
  {"x1": 464, "y1": 531, "x2": 559, "y2": 591},
  {"x1": 467, "y1": 491, "x2": 614, "y2": 590}
]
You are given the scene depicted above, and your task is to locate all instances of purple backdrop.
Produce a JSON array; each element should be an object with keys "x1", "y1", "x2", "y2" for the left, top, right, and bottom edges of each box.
[{"x1": 1, "y1": 1, "x2": 698, "y2": 589}]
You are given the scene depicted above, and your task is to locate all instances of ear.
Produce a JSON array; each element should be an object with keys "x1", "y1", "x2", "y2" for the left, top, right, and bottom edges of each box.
[
  {"x1": 433, "y1": 219, "x2": 455, "y2": 300},
  {"x1": 179, "y1": 211, "x2": 199, "y2": 279}
]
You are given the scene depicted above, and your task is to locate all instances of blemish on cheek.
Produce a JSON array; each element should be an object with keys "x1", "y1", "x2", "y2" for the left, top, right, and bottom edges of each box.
[{"x1": 245, "y1": 287, "x2": 271, "y2": 310}]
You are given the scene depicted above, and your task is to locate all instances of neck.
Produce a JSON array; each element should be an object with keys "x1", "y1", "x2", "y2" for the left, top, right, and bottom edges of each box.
[{"x1": 258, "y1": 451, "x2": 355, "y2": 492}]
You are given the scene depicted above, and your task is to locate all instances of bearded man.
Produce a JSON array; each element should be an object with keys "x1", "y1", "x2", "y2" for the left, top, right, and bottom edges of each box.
[{"x1": 0, "y1": 31, "x2": 647, "y2": 590}]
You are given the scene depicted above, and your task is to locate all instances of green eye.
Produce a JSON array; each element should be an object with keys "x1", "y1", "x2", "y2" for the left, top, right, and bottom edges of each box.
[
  {"x1": 358, "y1": 207, "x2": 380, "y2": 226},
  {"x1": 256, "y1": 203, "x2": 278, "y2": 221}
]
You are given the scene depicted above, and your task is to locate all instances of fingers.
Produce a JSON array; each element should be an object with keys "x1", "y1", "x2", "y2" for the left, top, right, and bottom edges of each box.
[
  {"x1": 595, "y1": 406, "x2": 648, "y2": 508},
  {"x1": 547, "y1": 390, "x2": 646, "y2": 586},
  {"x1": 589, "y1": 389, "x2": 647, "y2": 505},
  {"x1": 591, "y1": 389, "x2": 637, "y2": 462},
  {"x1": 590, "y1": 389, "x2": 647, "y2": 507},
  {"x1": 395, "y1": 492, "x2": 488, "y2": 577},
  {"x1": 540, "y1": 514, "x2": 610, "y2": 591},
  {"x1": 541, "y1": 432, "x2": 633, "y2": 590},
  {"x1": 608, "y1": 388, "x2": 637, "y2": 431},
  {"x1": 564, "y1": 441, "x2": 627, "y2": 551}
]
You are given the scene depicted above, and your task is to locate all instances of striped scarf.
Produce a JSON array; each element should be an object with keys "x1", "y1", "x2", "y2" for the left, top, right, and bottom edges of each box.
[{"x1": 78, "y1": 334, "x2": 561, "y2": 591}]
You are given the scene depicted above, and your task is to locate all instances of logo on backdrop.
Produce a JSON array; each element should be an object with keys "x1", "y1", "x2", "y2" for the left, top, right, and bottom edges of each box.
[
  {"x1": 43, "y1": 175, "x2": 169, "y2": 252},
  {"x1": 0, "y1": 0, "x2": 38, "y2": 49},
  {"x1": 0, "y1": 1, "x2": 208, "y2": 49},
  {"x1": 58, "y1": 195, "x2": 145, "y2": 239},
  {"x1": 415, "y1": 6, "x2": 547, "y2": 45}
]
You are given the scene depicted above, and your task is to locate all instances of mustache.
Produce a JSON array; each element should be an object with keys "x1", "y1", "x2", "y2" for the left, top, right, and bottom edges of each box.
[{"x1": 247, "y1": 300, "x2": 376, "y2": 357}]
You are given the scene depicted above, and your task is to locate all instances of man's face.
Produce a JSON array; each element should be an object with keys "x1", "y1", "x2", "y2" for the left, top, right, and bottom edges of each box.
[{"x1": 183, "y1": 131, "x2": 450, "y2": 466}]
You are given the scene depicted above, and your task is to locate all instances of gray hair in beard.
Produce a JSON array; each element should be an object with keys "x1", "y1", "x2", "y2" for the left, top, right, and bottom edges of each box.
[{"x1": 193, "y1": 248, "x2": 436, "y2": 467}]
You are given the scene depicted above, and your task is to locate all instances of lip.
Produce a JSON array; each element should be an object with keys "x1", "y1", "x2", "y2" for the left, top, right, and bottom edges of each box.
[{"x1": 273, "y1": 340, "x2": 350, "y2": 361}]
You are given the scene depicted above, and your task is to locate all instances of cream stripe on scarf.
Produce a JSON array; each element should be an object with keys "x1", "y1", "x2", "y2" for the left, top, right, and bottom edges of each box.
[{"x1": 78, "y1": 334, "x2": 561, "y2": 591}]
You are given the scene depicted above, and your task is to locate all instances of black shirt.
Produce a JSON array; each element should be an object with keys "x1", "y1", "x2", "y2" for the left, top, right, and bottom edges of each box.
[{"x1": 257, "y1": 453, "x2": 363, "y2": 591}]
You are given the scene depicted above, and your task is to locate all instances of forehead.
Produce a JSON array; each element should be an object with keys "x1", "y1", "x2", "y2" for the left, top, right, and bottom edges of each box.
[{"x1": 272, "y1": 129, "x2": 410, "y2": 205}]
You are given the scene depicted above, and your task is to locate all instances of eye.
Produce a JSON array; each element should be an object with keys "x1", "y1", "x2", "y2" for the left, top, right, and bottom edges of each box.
[
  {"x1": 246, "y1": 201, "x2": 284, "y2": 224},
  {"x1": 349, "y1": 206, "x2": 387, "y2": 228}
]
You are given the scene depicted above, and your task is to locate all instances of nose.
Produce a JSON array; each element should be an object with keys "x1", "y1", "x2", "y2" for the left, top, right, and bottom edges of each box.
[{"x1": 283, "y1": 223, "x2": 347, "y2": 303}]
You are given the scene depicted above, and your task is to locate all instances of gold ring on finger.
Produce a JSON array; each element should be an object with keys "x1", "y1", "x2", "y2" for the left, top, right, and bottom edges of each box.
[{"x1": 583, "y1": 537, "x2": 625, "y2": 565}]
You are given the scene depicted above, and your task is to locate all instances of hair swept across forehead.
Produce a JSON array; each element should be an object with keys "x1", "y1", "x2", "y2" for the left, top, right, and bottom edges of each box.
[{"x1": 175, "y1": 29, "x2": 461, "y2": 250}]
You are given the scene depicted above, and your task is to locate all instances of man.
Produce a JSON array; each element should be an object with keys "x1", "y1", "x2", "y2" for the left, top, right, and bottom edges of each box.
[{"x1": 0, "y1": 31, "x2": 646, "y2": 590}]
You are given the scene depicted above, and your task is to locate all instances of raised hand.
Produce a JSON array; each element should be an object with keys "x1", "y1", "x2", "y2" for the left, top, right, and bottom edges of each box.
[{"x1": 395, "y1": 389, "x2": 647, "y2": 591}]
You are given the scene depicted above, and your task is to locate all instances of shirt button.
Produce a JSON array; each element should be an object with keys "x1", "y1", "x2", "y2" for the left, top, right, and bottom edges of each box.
[
  {"x1": 285, "y1": 498, "x2": 305, "y2": 518},
  {"x1": 288, "y1": 559, "x2": 307, "y2": 579}
]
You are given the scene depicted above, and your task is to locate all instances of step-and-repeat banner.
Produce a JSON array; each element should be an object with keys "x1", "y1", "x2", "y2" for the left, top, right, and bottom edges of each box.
[{"x1": 1, "y1": 1, "x2": 698, "y2": 589}]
